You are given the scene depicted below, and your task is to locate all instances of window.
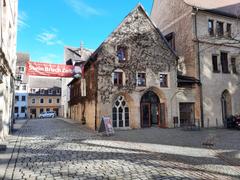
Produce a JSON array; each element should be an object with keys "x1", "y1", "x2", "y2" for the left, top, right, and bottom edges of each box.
[
  {"x1": 40, "y1": 98, "x2": 44, "y2": 104},
  {"x1": 137, "y1": 73, "x2": 146, "y2": 86},
  {"x1": 21, "y1": 96, "x2": 26, "y2": 101},
  {"x1": 56, "y1": 89, "x2": 61, "y2": 95},
  {"x1": 18, "y1": 66, "x2": 24, "y2": 73},
  {"x1": 221, "y1": 52, "x2": 229, "y2": 73},
  {"x1": 46, "y1": 108, "x2": 50, "y2": 112},
  {"x1": 40, "y1": 108, "x2": 44, "y2": 113},
  {"x1": 48, "y1": 98, "x2": 52, "y2": 104},
  {"x1": 57, "y1": 98, "x2": 60, "y2": 103},
  {"x1": 32, "y1": 98, "x2": 35, "y2": 104},
  {"x1": 15, "y1": 96, "x2": 19, "y2": 102},
  {"x1": 231, "y1": 58, "x2": 237, "y2": 74},
  {"x1": 14, "y1": 107, "x2": 18, "y2": 113},
  {"x1": 117, "y1": 46, "x2": 127, "y2": 61},
  {"x1": 226, "y1": 23, "x2": 232, "y2": 38},
  {"x1": 112, "y1": 96, "x2": 129, "y2": 128},
  {"x1": 216, "y1": 21, "x2": 224, "y2": 37},
  {"x1": 31, "y1": 88, "x2": 36, "y2": 93},
  {"x1": 165, "y1": 32, "x2": 175, "y2": 50},
  {"x1": 16, "y1": 74, "x2": 22, "y2": 81},
  {"x1": 15, "y1": 85, "x2": 20, "y2": 90},
  {"x1": 40, "y1": 89, "x2": 45, "y2": 94},
  {"x1": 21, "y1": 107, "x2": 25, "y2": 113},
  {"x1": 208, "y1": 20, "x2": 214, "y2": 36},
  {"x1": 212, "y1": 55, "x2": 219, "y2": 73},
  {"x1": 113, "y1": 72, "x2": 123, "y2": 86},
  {"x1": 22, "y1": 85, "x2": 26, "y2": 90},
  {"x1": 48, "y1": 89, "x2": 53, "y2": 94},
  {"x1": 160, "y1": 74, "x2": 168, "y2": 87}
]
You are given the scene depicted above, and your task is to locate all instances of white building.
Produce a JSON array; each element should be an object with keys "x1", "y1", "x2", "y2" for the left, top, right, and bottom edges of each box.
[
  {"x1": 0, "y1": 0, "x2": 18, "y2": 140},
  {"x1": 14, "y1": 53, "x2": 29, "y2": 119}
]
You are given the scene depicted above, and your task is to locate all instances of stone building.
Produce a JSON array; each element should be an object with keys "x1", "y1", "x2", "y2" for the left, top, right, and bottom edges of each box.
[
  {"x1": 14, "y1": 53, "x2": 29, "y2": 119},
  {"x1": 0, "y1": 0, "x2": 18, "y2": 140},
  {"x1": 61, "y1": 46, "x2": 92, "y2": 118},
  {"x1": 68, "y1": 5, "x2": 179, "y2": 130},
  {"x1": 28, "y1": 77, "x2": 61, "y2": 118},
  {"x1": 151, "y1": 0, "x2": 240, "y2": 127}
]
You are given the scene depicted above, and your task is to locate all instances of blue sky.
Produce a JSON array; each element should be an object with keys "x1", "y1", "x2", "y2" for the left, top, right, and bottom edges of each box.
[{"x1": 17, "y1": 0, "x2": 153, "y2": 64}]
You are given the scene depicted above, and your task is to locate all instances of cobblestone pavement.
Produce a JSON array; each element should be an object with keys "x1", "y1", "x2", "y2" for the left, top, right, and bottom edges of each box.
[{"x1": 1, "y1": 118, "x2": 240, "y2": 180}]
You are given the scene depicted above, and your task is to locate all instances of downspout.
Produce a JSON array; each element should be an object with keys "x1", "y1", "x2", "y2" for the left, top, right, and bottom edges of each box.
[
  {"x1": 94, "y1": 62, "x2": 98, "y2": 131},
  {"x1": 194, "y1": 8, "x2": 204, "y2": 127}
]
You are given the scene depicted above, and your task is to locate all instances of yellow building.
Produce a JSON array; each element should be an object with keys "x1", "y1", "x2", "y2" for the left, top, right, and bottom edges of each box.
[{"x1": 27, "y1": 77, "x2": 62, "y2": 118}]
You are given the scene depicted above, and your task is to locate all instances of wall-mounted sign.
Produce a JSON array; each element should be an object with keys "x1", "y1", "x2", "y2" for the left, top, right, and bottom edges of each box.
[{"x1": 26, "y1": 62, "x2": 74, "y2": 77}]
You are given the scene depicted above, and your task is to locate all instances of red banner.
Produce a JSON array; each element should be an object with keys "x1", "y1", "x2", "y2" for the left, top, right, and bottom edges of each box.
[{"x1": 26, "y1": 62, "x2": 74, "y2": 77}]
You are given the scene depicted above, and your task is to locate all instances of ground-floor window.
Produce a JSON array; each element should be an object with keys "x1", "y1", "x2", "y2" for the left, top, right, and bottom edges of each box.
[{"x1": 112, "y1": 96, "x2": 129, "y2": 128}]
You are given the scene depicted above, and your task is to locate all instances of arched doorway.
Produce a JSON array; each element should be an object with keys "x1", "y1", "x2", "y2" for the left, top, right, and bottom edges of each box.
[
  {"x1": 221, "y1": 90, "x2": 232, "y2": 127},
  {"x1": 140, "y1": 91, "x2": 165, "y2": 128},
  {"x1": 112, "y1": 96, "x2": 129, "y2": 128}
]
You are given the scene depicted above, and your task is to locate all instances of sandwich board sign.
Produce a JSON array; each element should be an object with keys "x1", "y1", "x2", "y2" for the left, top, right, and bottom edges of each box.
[{"x1": 98, "y1": 116, "x2": 114, "y2": 136}]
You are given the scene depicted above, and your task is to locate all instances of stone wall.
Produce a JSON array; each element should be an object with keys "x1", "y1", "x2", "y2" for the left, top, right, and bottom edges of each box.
[{"x1": 93, "y1": 5, "x2": 178, "y2": 129}]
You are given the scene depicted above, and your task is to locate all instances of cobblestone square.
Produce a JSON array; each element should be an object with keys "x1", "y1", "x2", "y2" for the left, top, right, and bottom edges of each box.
[{"x1": 1, "y1": 118, "x2": 240, "y2": 180}]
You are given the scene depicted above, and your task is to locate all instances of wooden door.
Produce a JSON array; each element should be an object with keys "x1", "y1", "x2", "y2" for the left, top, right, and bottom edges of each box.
[{"x1": 141, "y1": 103, "x2": 150, "y2": 128}]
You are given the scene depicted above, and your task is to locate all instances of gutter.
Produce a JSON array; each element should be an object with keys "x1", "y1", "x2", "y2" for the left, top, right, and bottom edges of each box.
[{"x1": 193, "y1": 7, "x2": 204, "y2": 128}]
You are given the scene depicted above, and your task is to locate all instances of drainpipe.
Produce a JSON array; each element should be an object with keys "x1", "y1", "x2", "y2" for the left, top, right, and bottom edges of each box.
[{"x1": 193, "y1": 8, "x2": 204, "y2": 127}]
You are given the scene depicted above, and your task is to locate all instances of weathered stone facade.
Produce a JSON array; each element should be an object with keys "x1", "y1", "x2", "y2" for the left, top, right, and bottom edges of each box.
[
  {"x1": 69, "y1": 5, "x2": 179, "y2": 130},
  {"x1": 0, "y1": 0, "x2": 18, "y2": 140},
  {"x1": 151, "y1": 0, "x2": 240, "y2": 127}
]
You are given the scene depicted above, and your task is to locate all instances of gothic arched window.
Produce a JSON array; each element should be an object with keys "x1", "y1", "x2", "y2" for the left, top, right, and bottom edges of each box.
[{"x1": 112, "y1": 96, "x2": 129, "y2": 128}]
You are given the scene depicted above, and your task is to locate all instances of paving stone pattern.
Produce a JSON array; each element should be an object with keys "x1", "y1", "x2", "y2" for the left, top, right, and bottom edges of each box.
[{"x1": 1, "y1": 118, "x2": 240, "y2": 180}]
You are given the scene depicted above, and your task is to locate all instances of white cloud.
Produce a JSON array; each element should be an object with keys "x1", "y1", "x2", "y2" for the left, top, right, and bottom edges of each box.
[
  {"x1": 18, "y1": 11, "x2": 29, "y2": 31},
  {"x1": 65, "y1": 0, "x2": 102, "y2": 17},
  {"x1": 36, "y1": 28, "x2": 64, "y2": 46}
]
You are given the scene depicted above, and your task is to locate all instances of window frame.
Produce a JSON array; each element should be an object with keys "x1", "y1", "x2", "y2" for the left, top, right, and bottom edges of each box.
[
  {"x1": 208, "y1": 19, "x2": 214, "y2": 36},
  {"x1": 220, "y1": 52, "x2": 230, "y2": 74},
  {"x1": 32, "y1": 98, "x2": 36, "y2": 104},
  {"x1": 21, "y1": 107, "x2": 25, "y2": 113},
  {"x1": 15, "y1": 95, "x2": 19, "y2": 101},
  {"x1": 137, "y1": 72, "x2": 146, "y2": 87},
  {"x1": 226, "y1": 23, "x2": 232, "y2": 38},
  {"x1": 159, "y1": 73, "x2": 169, "y2": 88},
  {"x1": 40, "y1": 98, "x2": 44, "y2": 104},
  {"x1": 212, "y1": 54, "x2": 220, "y2": 73},
  {"x1": 216, "y1": 21, "x2": 224, "y2": 37},
  {"x1": 48, "y1": 89, "x2": 53, "y2": 95},
  {"x1": 116, "y1": 46, "x2": 128, "y2": 62},
  {"x1": 21, "y1": 96, "x2": 26, "y2": 101},
  {"x1": 113, "y1": 71, "x2": 123, "y2": 86},
  {"x1": 40, "y1": 89, "x2": 45, "y2": 95},
  {"x1": 56, "y1": 89, "x2": 61, "y2": 95}
]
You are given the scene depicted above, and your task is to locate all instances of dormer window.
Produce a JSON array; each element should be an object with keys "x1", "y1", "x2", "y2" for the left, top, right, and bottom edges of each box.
[
  {"x1": 117, "y1": 46, "x2": 127, "y2": 62},
  {"x1": 40, "y1": 89, "x2": 45, "y2": 94},
  {"x1": 48, "y1": 89, "x2": 53, "y2": 94}
]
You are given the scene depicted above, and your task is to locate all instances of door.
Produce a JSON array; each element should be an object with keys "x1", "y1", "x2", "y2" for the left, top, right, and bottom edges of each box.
[
  {"x1": 159, "y1": 103, "x2": 165, "y2": 127},
  {"x1": 141, "y1": 103, "x2": 150, "y2": 127},
  {"x1": 179, "y1": 103, "x2": 195, "y2": 127}
]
